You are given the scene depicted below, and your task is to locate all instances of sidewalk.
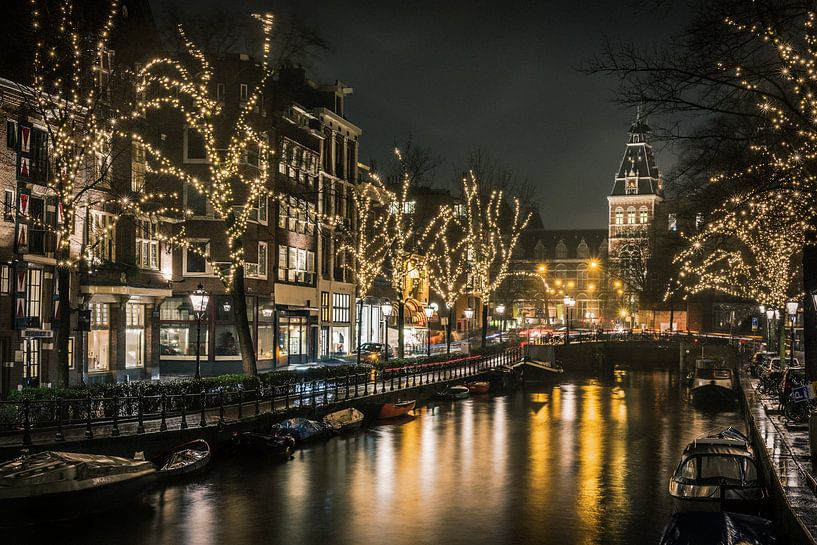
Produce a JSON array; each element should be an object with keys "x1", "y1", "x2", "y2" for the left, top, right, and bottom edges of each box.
[{"x1": 741, "y1": 374, "x2": 817, "y2": 541}]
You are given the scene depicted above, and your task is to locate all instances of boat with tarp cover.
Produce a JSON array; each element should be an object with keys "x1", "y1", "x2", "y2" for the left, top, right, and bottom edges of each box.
[
  {"x1": 669, "y1": 428, "x2": 766, "y2": 514},
  {"x1": 0, "y1": 451, "x2": 156, "y2": 523}
]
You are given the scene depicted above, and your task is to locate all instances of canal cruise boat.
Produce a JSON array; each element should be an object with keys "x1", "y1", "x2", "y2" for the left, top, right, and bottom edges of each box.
[{"x1": 669, "y1": 428, "x2": 766, "y2": 515}]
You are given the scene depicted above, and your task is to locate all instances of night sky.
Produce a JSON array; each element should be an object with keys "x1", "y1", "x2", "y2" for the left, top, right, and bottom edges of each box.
[{"x1": 150, "y1": 1, "x2": 692, "y2": 229}]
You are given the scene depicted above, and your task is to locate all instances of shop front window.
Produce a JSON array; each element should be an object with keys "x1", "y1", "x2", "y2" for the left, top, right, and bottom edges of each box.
[
  {"x1": 160, "y1": 324, "x2": 207, "y2": 358},
  {"x1": 331, "y1": 326, "x2": 350, "y2": 355},
  {"x1": 215, "y1": 325, "x2": 241, "y2": 357},
  {"x1": 89, "y1": 303, "x2": 109, "y2": 371},
  {"x1": 125, "y1": 303, "x2": 145, "y2": 368},
  {"x1": 258, "y1": 298, "x2": 275, "y2": 360}
]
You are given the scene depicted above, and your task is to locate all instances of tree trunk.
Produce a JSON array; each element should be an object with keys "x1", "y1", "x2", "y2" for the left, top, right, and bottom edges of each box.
[
  {"x1": 54, "y1": 263, "x2": 71, "y2": 387},
  {"x1": 356, "y1": 296, "x2": 363, "y2": 366},
  {"x1": 446, "y1": 306, "x2": 453, "y2": 354},
  {"x1": 668, "y1": 300, "x2": 675, "y2": 334},
  {"x1": 481, "y1": 300, "x2": 488, "y2": 347},
  {"x1": 398, "y1": 300, "x2": 405, "y2": 359},
  {"x1": 232, "y1": 266, "x2": 258, "y2": 376},
  {"x1": 779, "y1": 318, "x2": 786, "y2": 362},
  {"x1": 803, "y1": 239, "x2": 817, "y2": 381}
]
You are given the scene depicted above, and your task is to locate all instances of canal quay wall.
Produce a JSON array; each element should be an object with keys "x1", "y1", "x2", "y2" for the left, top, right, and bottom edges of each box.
[
  {"x1": 0, "y1": 363, "x2": 512, "y2": 462},
  {"x1": 739, "y1": 372, "x2": 817, "y2": 545}
]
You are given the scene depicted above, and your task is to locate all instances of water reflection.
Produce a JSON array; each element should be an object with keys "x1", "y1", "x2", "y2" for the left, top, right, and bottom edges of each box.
[{"x1": 8, "y1": 368, "x2": 744, "y2": 545}]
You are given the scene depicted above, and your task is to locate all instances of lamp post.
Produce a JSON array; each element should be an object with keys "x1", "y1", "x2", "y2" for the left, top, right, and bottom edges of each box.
[
  {"x1": 765, "y1": 308, "x2": 775, "y2": 353},
  {"x1": 564, "y1": 296, "x2": 575, "y2": 345},
  {"x1": 496, "y1": 303, "x2": 506, "y2": 343},
  {"x1": 424, "y1": 304, "x2": 436, "y2": 357},
  {"x1": 381, "y1": 298, "x2": 393, "y2": 362},
  {"x1": 759, "y1": 304, "x2": 766, "y2": 349},
  {"x1": 189, "y1": 283, "x2": 209, "y2": 380},
  {"x1": 787, "y1": 300, "x2": 799, "y2": 369},
  {"x1": 464, "y1": 307, "x2": 475, "y2": 354}
]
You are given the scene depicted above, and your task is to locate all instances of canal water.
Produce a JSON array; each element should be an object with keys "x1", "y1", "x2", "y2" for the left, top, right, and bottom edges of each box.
[{"x1": 11, "y1": 367, "x2": 745, "y2": 545}]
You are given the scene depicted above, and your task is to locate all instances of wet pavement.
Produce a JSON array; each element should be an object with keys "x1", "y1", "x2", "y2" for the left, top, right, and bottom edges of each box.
[{"x1": 742, "y1": 373, "x2": 817, "y2": 542}]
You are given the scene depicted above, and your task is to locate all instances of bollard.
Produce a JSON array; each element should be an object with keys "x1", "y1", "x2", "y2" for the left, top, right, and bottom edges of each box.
[
  {"x1": 390, "y1": 369, "x2": 395, "y2": 391},
  {"x1": 237, "y1": 389, "x2": 243, "y2": 420},
  {"x1": 364, "y1": 370, "x2": 369, "y2": 396},
  {"x1": 84, "y1": 394, "x2": 94, "y2": 439},
  {"x1": 111, "y1": 396, "x2": 120, "y2": 436},
  {"x1": 412, "y1": 365, "x2": 417, "y2": 387},
  {"x1": 55, "y1": 399, "x2": 64, "y2": 441},
  {"x1": 255, "y1": 387, "x2": 261, "y2": 416},
  {"x1": 137, "y1": 395, "x2": 145, "y2": 434},
  {"x1": 382, "y1": 370, "x2": 387, "y2": 393},
  {"x1": 200, "y1": 391, "x2": 207, "y2": 428},
  {"x1": 22, "y1": 399, "x2": 31, "y2": 446},
  {"x1": 180, "y1": 393, "x2": 188, "y2": 430},
  {"x1": 159, "y1": 393, "x2": 168, "y2": 432}
]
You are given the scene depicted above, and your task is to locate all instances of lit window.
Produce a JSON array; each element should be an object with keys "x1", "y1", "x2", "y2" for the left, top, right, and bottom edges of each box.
[
  {"x1": 135, "y1": 220, "x2": 159, "y2": 270},
  {"x1": 184, "y1": 127, "x2": 207, "y2": 163},
  {"x1": 627, "y1": 208, "x2": 636, "y2": 224},
  {"x1": 640, "y1": 208, "x2": 648, "y2": 224},
  {"x1": 184, "y1": 241, "x2": 209, "y2": 275},
  {"x1": 668, "y1": 213, "x2": 677, "y2": 232},
  {"x1": 615, "y1": 208, "x2": 623, "y2": 225},
  {"x1": 88, "y1": 211, "x2": 116, "y2": 262}
]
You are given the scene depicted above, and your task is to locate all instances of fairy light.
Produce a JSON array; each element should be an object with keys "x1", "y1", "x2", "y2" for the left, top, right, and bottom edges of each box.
[
  {"x1": 422, "y1": 205, "x2": 469, "y2": 310},
  {"x1": 135, "y1": 13, "x2": 277, "y2": 289},
  {"x1": 673, "y1": 188, "x2": 813, "y2": 307}
]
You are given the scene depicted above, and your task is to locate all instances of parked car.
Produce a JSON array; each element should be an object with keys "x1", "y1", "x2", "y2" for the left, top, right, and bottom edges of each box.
[{"x1": 357, "y1": 343, "x2": 395, "y2": 362}]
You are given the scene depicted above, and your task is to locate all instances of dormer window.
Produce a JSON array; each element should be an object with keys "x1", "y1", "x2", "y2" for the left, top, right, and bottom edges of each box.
[{"x1": 626, "y1": 178, "x2": 638, "y2": 195}]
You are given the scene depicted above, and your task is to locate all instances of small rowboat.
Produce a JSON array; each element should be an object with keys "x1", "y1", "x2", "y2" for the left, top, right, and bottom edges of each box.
[
  {"x1": 436, "y1": 385, "x2": 470, "y2": 400},
  {"x1": 464, "y1": 381, "x2": 490, "y2": 395},
  {"x1": 157, "y1": 440, "x2": 211, "y2": 479},
  {"x1": 323, "y1": 408, "x2": 364, "y2": 433},
  {"x1": 379, "y1": 400, "x2": 416, "y2": 419},
  {"x1": 234, "y1": 432, "x2": 295, "y2": 460}
]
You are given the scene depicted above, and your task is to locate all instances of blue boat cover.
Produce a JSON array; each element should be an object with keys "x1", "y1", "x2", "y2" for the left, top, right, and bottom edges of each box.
[
  {"x1": 278, "y1": 418, "x2": 327, "y2": 441},
  {"x1": 659, "y1": 512, "x2": 776, "y2": 545}
]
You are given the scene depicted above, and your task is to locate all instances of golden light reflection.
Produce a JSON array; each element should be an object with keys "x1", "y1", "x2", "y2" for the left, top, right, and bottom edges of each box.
[{"x1": 577, "y1": 384, "x2": 602, "y2": 541}]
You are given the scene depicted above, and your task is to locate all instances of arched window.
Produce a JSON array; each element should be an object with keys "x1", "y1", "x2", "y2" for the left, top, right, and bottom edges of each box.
[
  {"x1": 640, "y1": 207, "x2": 649, "y2": 224},
  {"x1": 614, "y1": 208, "x2": 623, "y2": 225},
  {"x1": 577, "y1": 264, "x2": 588, "y2": 288},
  {"x1": 555, "y1": 240, "x2": 567, "y2": 259},
  {"x1": 555, "y1": 264, "x2": 567, "y2": 281},
  {"x1": 627, "y1": 207, "x2": 636, "y2": 224}
]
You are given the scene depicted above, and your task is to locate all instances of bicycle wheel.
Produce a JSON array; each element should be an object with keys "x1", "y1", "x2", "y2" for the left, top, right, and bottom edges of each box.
[{"x1": 784, "y1": 401, "x2": 808, "y2": 423}]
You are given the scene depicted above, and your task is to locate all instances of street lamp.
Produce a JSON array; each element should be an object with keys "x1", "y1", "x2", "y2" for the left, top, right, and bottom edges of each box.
[
  {"x1": 765, "y1": 308, "x2": 774, "y2": 350},
  {"x1": 564, "y1": 295, "x2": 575, "y2": 344},
  {"x1": 496, "y1": 303, "x2": 506, "y2": 343},
  {"x1": 787, "y1": 300, "x2": 799, "y2": 368},
  {"x1": 464, "y1": 307, "x2": 475, "y2": 353},
  {"x1": 189, "y1": 283, "x2": 209, "y2": 380},
  {"x1": 381, "y1": 298, "x2": 393, "y2": 361},
  {"x1": 424, "y1": 304, "x2": 435, "y2": 357}
]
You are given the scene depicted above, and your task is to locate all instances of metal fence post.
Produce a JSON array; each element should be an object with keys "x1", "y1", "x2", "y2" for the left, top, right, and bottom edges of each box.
[
  {"x1": 255, "y1": 387, "x2": 261, "y2": 416},
  {"x1": 180, "y1": 393, "x2": 188, "y2": 429},
  {"x1": 346, "y1": 371, "x2": 350, "y2": 399},
  {"x1": 390, "y1": 369, "x2": 395, "y2": 391},
  {"x1": 200, "y1": 391, "x2": 207, "y2": 427},
  {"x1": 219, "y1": 391, "x2": 225, "y2": 425},
  {"x1": 137, "y1": 394, "x2": 145, "y2": 434},
  {"x1": 323, "y1": 379, "x2": 329, "y2": 406},
  {"x1": 159, "y1": 393, "x2": 168, "y2": 432},
  {"x1": 111, "y1": 396, "x2": 120, "y2": 436},
  {"x1": 237, "y1": 389, "x2": 243, "y2": 420},
  {"x1": 299, "y1": 380, "x2": 304, "y2": 408},
  {"x1": 364, "y1": 370, "x2": 369, "y2": 396},
  {"x1": 22, "y1": 399, "x2": 31, "y2": 446},
  {"x1": 84, "y1": 394, "x2": 94, "y2": 439},
  {"x1": 55, "y1": 399, "x2": 64, "y2": 441}
]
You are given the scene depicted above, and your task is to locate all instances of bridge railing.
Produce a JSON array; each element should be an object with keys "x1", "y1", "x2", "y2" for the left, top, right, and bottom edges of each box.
[{"x1": 0, "y1": 346, "x2": 523, "y2": 446}]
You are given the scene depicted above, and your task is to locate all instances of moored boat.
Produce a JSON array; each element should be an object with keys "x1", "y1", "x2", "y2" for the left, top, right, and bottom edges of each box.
[
  {"x1": 379, "y1": 400, "x2": 416, "y2": 419},
  {"x1": 323, "y1": 408, "x2": 364, "y2": 433},
  {"x1": 234, "y1": 431, "x2": 295, "y2": 460},
  {"x1": 157, "y1": 440, "x2": 211, "y2": 479},
  {"x1": 689, "y1": 358, "x2": 737, "y2": 404},
  {"x1": 513, "y1": 359, "x2": 564, "y2": 382},
  {"x1": 279, "y1": 418, "x2": 330, "y2": 443},
  {"x1": 0, "y1": 451, "x2": 157, "y2": 524},
  {"x1": 435, "y1": 385, "x2": 470, "y2": 400},
  {"x1": 464, "y1": 381, "x2": 490, "y2": 395},
  {"x1": 669, "y1": 427, "x2": 766, "y2": 514}
]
